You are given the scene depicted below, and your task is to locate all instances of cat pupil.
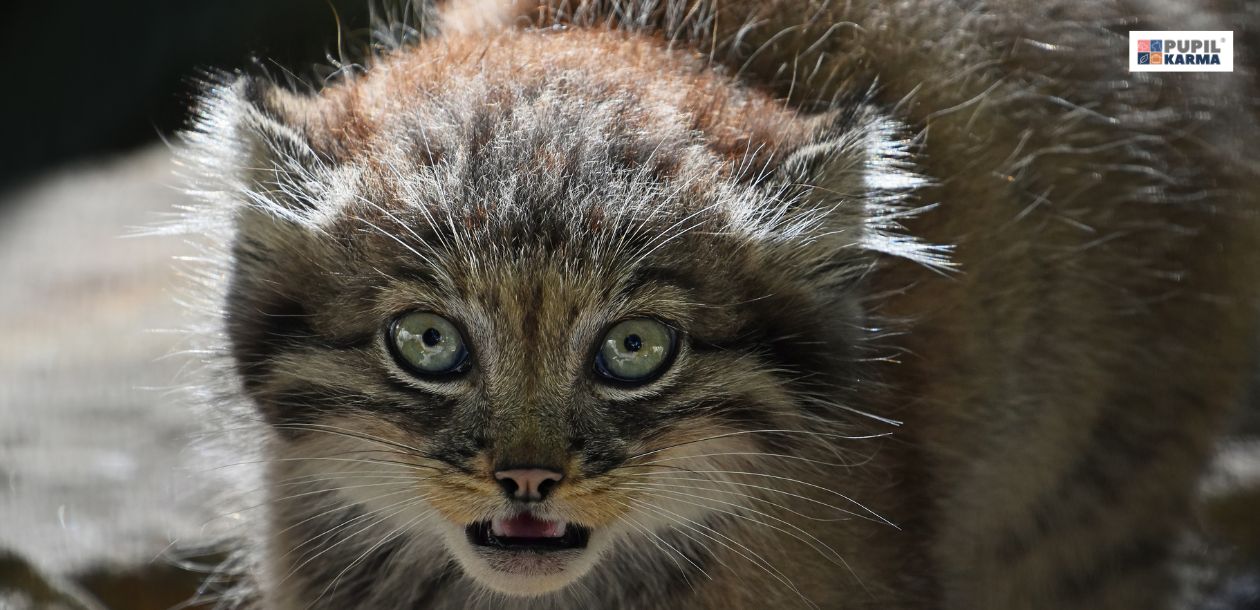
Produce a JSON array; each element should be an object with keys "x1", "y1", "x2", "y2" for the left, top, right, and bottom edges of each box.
[
  {"x1": 624, "y1": 334, "x2": 643, "y2": 352},
  {"x1": 422, "y1": 328, "x2": 442, "y2": 347}
]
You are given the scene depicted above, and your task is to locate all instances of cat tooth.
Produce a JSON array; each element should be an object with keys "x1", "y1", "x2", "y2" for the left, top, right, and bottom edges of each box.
[
  {"x1": 550, "y1": 521, "x2": 567, "y2": 538},
  {"x1": 490, "y1": 518, "x2": 508, "y2": 537}
]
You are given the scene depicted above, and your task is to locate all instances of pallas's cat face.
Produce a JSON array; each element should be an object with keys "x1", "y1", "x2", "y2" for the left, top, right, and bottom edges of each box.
[{"x1": 197, "y1": 30, "x2": 930, "y2": 595}]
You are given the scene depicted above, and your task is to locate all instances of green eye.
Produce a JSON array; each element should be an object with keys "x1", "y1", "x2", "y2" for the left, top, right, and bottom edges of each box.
[
  {"x1": 594, "y1": 318, "x2": 677, "y2": 384},
  {"x1": 387, "y1": 312, "x2": 470, "y2": 377}
]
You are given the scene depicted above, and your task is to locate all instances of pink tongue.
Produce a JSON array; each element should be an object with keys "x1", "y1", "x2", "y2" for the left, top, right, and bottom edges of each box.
[{"x1": 493, "y1": 514, "x2": 566, "y2": 538}]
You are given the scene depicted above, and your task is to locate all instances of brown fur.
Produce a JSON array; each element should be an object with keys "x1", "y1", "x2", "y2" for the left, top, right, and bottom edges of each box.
[{"x1": 179, "y1": 1, "x2": 1260, "y2": 608}]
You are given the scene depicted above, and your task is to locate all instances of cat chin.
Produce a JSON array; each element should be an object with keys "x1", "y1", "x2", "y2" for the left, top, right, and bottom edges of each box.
[{"x1": 437, "y1": 520, "x2": 605, "y2": 596}]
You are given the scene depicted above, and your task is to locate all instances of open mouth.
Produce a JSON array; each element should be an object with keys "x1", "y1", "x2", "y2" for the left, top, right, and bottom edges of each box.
[{"x1": 466, "y1": 513, "x2": 591, "y2": 552}]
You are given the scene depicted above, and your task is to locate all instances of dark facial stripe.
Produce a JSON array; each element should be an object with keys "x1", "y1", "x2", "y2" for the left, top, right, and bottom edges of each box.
[
  {"x1": 258, "y1": 381, "x2": 455, "y2": 432},
  {"x1": 607, "y1": 394, "x2": 790, "y2": 459},
  {"x1": 226, "y1": 280, "x2": 376, "y2": 393},
  {"x1": 226, "y1": 288, "x2": 314, "y2": 391}
]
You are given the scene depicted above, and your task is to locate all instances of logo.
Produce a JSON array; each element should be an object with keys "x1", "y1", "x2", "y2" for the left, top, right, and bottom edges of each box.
[{"x1": 1130, "y1": 31, "x2": 1233, "y2": 72}]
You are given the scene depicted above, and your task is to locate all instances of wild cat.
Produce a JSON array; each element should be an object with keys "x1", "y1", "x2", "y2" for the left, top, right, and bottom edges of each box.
[{"x1": 176, "y1": 0, "x2": 1260, "y2": 608}]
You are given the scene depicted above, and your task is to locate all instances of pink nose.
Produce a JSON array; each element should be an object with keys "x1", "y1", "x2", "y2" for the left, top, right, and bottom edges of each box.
[{"x1": 494, "y1": 468, "x2": 564, "y2": 502}]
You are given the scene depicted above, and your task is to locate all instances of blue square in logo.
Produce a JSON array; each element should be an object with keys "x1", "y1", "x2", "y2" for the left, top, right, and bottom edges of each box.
[
  {"x1": 1137, "y1": 52, "x2": 1150, "y2": 64},
  {"x1": 1150, "y1": 40, "x2": 1162, "y2": 52}
]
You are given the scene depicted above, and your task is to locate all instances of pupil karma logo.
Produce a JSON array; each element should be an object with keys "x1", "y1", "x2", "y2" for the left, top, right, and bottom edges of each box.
[{"x1": 1131, "y1": 31, "x2": 1233, "y2": 72}]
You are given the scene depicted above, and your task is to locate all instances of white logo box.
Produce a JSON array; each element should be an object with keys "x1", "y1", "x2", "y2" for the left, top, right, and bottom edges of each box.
[{"x1": 1129, "y1": 31, "x2": 1233, "y2": 72}]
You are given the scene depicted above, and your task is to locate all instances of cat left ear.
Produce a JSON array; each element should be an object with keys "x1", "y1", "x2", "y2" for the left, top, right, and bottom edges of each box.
[
  {"x1": 237, "y1": 75, "x2": 328, "y2": 163},
  {"x1": 188, "y1": 74, "x2": 339, "y2": 223}
]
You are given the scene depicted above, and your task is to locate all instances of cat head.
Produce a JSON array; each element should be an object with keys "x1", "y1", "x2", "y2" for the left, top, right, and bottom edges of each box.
[{"x1": 186, "y1": 28, "x2": 936, "y2": 597}]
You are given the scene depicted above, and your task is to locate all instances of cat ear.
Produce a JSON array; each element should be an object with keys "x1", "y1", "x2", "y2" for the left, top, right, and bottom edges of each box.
[
  {"x1": 237, "y1": 76, "x2": 329, "y2": 164},
  {"x1": 186, "y1": 74, "x2": 340, "y2": 226},
  {"x1": 773, "y1": 107, "x2": 952, "y2": 271}
]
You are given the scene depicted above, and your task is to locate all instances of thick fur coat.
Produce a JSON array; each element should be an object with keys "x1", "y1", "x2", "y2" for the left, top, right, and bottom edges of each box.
[{"x1": 178, "y1": 1, "x2": 1260, "y2": 608}]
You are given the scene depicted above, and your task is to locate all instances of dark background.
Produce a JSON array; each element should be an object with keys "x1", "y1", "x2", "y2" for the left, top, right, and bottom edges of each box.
[{"x1": 0, "y1": 0, "x2": 374, "y2": 194}]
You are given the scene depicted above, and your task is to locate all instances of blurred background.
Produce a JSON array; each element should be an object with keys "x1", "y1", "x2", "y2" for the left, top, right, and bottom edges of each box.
[
  {"x1": 0, "y1": 2, "x2": 373, "y2": 608},
  {"x1": 0, "y1": 0, "x2": 374, "y2": 194},
  {"x1": 0, "y1": 1, "x2": 1258, "y2": 609}
]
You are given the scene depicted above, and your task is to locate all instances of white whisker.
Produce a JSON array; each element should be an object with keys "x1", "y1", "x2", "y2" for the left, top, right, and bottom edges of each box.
[{"x1": 623, "y1": 470, "x2": 896, "y2": 528}]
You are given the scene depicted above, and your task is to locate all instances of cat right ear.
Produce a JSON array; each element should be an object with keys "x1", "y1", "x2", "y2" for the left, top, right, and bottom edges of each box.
[{"x1": 185, "y1": 74, "x2": 338, "y2": 225}]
